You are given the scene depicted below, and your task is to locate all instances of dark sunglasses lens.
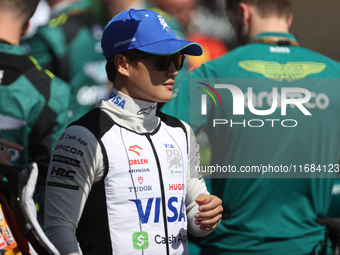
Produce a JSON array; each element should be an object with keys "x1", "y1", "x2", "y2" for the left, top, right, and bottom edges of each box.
[
  {"x1": 155, "y1": 54, "x2": 185, "y2": 71},
  {"x1": 156, "y1": 56, "x2": 172, "y2": 71},
  {"x1": 174, "y1": 54, "x2": 185, "y2": 71}
]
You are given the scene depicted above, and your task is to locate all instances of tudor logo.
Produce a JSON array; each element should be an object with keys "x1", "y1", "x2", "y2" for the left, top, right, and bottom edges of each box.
[
  {"x1": 129, "y1": 145, "x2": 142, "y2": 156},
  {"x1": 138, "y1": 176, "x2": 143, "y2": 184}
]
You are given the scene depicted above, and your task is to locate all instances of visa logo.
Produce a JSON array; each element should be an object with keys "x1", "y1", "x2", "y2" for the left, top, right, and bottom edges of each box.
[
  {"x1": 109, "y1": 93, "x2": 126, "y2": 109},
  {"x1": 164, "y1": 144, "x2": 175, "y2": 148},
  {"x1": 130, "y1": 197, "x2": 185, "y2": 223}
]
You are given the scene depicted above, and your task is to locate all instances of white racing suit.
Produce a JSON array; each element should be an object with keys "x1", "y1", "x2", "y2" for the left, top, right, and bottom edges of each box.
[{"x1": 44, "y1": 87, "x2": 210, "y2": 255}]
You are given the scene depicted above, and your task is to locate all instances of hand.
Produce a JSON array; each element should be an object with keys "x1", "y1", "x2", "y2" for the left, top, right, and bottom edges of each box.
[
  {"x1": 194, "y1": 193, "x2": 223, "y2": 231},
  {"x1": 0, "y1": 138, "x2": 24, "y2": 166}
]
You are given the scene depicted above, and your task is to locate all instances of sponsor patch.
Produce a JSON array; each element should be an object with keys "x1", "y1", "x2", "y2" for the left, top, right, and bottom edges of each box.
[
  {"x1": 52, "y1": 155, "x2": 81, "y2": 167},
  {"x1": 50, "y1": 167, "x2": 76, "y2": 181},
  {"x1": 47, "y1": 182, "x2": 79, "y2": 190}
]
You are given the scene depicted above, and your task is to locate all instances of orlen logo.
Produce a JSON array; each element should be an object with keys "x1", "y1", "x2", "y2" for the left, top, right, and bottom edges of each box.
[
  {"x1": 129, "y1": 145, "x2": 149, "y2": 165},
  {"x1": 129, "y1": 145, "x2": 142, "y2": 156},
  {"x1": 130, "y1": 197, "x2": 185, "y2": 223},
  {"x1": 129, "y1": 159, "x2": 148, "y2": 165}
]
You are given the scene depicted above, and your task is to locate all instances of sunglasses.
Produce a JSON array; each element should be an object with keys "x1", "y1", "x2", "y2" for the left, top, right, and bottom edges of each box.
[{"x1": 136, "y1": 53, "x2": 185, "y2": 71}]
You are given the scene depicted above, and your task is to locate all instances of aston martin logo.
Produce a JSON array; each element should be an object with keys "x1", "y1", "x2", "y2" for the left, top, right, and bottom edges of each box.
[
  {"x1": 0, "y1": 114, "x2": 26, "y2": 130},
  {"x1": 239, "y1": 60, "x2": 326, "y2": 81}
]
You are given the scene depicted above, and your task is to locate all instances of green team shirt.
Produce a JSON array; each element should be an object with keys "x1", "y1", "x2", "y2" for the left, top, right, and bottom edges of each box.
[
  {"x1": 23, "y1": 0, "x2": 108, "y2": 122},
  {"x1": 162, "y1": 32, "x2": 340, "y2": 254},
  {"x1": 0, "y1": 43, "x2": 71, "y2": 186}
]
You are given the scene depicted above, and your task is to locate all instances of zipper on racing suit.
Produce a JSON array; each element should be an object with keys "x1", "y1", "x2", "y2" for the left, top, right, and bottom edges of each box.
[{"x1": 145, "y1": 133, "x2": 170, "y2": 255}]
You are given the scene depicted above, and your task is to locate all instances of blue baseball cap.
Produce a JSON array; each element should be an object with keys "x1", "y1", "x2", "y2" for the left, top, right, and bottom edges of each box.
[{"x1": 101, "y1": 8, "x2": 203, "y2": 59}]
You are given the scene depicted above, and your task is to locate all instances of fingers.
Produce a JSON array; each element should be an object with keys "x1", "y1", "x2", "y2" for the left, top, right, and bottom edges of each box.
[
  {"x1": 197, "y1": 221, "x2": 220, "y2": 231},
  {"x1": 0, "y1": 138, "x2": 24, "y2": 151},
  {"x1": 0, "y1": 146, "x2": 13, "y2": 166},
  {"x1": 0, "y1": 138, "x2": 24, "y2": 166},
  {"x1": 194, "y1": 194, "x2": 223, "y2": 231},
  {"x1": 196, "y1": 195, "x2": 223, "y2": 213},
  {"x1": 195, "y1": 204, "x2": 223, "y2": 219},
  {"x1": 195, "y1": 212, "x2": 222, "y2": 225}
]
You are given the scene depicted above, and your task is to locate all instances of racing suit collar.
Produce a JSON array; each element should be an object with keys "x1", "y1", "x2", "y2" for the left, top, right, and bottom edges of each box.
[{"x1": 97, "y1": 87, "x2": 159, "y2": 134}]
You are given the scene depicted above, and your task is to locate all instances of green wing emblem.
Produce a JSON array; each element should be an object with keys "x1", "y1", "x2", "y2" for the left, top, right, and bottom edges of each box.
[{"x1": 239, "y1": 60, "x2": 326, "y2": 81}]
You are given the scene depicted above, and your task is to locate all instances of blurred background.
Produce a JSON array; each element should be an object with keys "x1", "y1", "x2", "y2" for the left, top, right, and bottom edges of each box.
[
  {"x1": 290, "y1": 0, "x2": 340, "y2": 62},
  {"x1": 27, "y1": 0, "x2": 340, "y2": 62}
]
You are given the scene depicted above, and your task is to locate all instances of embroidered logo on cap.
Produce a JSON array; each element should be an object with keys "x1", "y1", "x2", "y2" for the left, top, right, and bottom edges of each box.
[
  {"x1": 156, "y1": 15, "x2": 172, "y2": 34},
  {"x1": 113, "y1": 37, "x2": 136, "y2": 48}
]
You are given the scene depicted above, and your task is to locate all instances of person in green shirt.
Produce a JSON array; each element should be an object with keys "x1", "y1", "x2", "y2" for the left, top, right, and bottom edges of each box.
[
  {"x1": 0, "y1": 0, "x2": 71, "y2": 228},
  {"x1": 24, "y1": 0, "x2": 109, "y2": 123},
  {"x1": 162, "y1": 0, "x2": 340, "y2": 254}
]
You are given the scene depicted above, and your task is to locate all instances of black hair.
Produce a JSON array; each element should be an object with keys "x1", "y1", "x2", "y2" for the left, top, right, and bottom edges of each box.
[{"x1": 105, "y1": 49, "x2": 146, "y2": 83}]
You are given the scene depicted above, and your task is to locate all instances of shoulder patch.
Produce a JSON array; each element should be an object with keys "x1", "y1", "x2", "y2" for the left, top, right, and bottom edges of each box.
[{"x1": 49, "y1": 13, "x2": 68, "y2": 28}]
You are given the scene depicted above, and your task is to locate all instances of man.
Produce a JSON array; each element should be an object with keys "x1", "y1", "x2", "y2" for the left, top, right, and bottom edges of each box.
[
  {"x1": 0, "y1": 0, "x2": 70, "y2": 250},
  {"x1": 161, "y1": 0, "x2": 340, "y2": 254},
  {"x1": 44, "y1": 8, "x2": 223, "y2": 255},
  {"x1": 24, "y1": 0, "x2": 109, "y2": 123},
  {"x1": 0, "y1": 0, "x2": 70, "y2": 195},
  {"x1": 92, "y1": 0, "x2": 192, "y2": 110}
]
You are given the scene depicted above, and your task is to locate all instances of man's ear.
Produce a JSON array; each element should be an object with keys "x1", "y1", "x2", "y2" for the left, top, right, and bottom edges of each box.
[
  {"x1": 22, "y1": 22, "x2": 31, "y2": 36},
  {"x1": 115, "y1": 54, "x2": 129, "y2": 77},
  {"x1": 287, "y1": 14, "x2": 293, "y2": 29},
  {"x1": 238, "y1": 2, "x2": 250, "y2": 27}
]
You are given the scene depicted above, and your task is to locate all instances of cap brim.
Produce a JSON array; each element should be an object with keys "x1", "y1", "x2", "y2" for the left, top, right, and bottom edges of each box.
[{"x1": 136, "y1": 39, "x2": 203, "y2": 56}]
